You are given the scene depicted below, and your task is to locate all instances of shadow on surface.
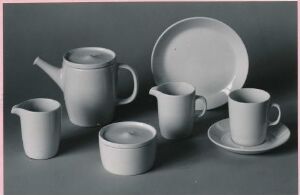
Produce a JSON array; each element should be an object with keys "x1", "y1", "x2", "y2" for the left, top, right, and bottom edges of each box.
[
  {"x1": 154, "y1": 138, "x2": 200, "y2": 170},
  {"x1": 58, "y1": 98, "x2": 158, "y2": 156},
  {"x1": 58, "y1": 112, "x2": 100, "y2": 156},
  {"x1": 114, "y1": 96, "x2": 158, "y2": 121},
  {"x1": 263, "y1": 120, "x2": 298, "y2": 156},
  {"x1": 192, "y1": 104, "x2": 228, "y2": 137}
]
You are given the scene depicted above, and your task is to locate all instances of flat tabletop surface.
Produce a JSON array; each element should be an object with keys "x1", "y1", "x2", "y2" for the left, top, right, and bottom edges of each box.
[{"x1": 5, "y1": 92, "x2": 298, "y2": 195}]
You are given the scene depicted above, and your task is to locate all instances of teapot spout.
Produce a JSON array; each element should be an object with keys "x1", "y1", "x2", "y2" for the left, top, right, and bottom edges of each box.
[{"x1": 33, "y1": 57, "x2": 63, "y2": 91}]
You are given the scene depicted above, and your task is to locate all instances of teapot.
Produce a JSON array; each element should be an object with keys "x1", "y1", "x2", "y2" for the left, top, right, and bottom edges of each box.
[{"x1": 33, "y1": 47, "x2": 139, "y2": 127}]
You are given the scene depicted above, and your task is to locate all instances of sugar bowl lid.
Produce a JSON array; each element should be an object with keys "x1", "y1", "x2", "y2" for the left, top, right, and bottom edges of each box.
[{"x1": 99, "y1": 122, "x2": 157, "y2": 149}]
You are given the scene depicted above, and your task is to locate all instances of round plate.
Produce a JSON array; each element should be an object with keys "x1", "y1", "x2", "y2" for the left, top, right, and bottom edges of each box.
[
  {"x1": 207, "y1": 118, "x2": 291, "y2": 154},
  {"x1": 151, "y1": 17, "x2": 249, "y2": 109}
]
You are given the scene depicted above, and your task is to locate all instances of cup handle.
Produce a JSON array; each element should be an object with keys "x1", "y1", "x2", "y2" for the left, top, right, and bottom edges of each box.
[
  {"x1": 268, "y1": 103, "x2": 281, "y2": 126},
  {"x1": 117, "y1": 64, "x2": 139, "y2": 105},
  {"x1": 194, "y1": 95, "x2": 207, "y2": 120}
]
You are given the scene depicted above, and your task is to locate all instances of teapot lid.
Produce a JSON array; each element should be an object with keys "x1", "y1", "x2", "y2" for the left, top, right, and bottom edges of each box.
[{"x1": 64, "y1": 47, "x2": 116, "y2": 69}]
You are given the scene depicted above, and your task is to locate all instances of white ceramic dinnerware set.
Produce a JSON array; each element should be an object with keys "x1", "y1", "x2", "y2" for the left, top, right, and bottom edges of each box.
[{"x1": 11, "y1": 17, "x2": 290, "y2": 175}]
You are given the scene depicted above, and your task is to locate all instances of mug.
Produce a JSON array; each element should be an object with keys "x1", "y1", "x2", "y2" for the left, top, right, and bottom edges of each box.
[
  {"x1": 11, "y1": 98, "x2": 61, "y2": 159},
  {"x1": 149, "y1": 82, "x2": 207, "y2": 139},
  {"x1": 228, "y1": 88, "x2": 281, "y2": 146}
]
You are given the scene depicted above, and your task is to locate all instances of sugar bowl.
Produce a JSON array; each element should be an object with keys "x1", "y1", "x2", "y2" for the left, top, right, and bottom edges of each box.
[{"x1": 99, "y1": 121, "x2": 157, "y2": 175}]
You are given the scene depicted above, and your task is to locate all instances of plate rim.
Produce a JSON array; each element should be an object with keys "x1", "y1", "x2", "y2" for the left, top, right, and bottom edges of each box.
[{"x1": 151, "y1": 17, "x2": 249, "y2": 109}]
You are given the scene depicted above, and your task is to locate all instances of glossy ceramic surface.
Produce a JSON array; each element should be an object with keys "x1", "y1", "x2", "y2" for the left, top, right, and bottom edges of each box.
[
  {"x1": 11, "y1": 98, "x2": 61, "y2": 159},
  {"x1": 149, "y1": 82, "x2": 207, "y2": 139},
  {"x1": 65, "y1": 47, "x2": 116, "y2": 69},
  {"x1": 208, "y1": 118, "x2": 290, "y2": 154},
  {"x1": 229, "y1": 88, "x2": 281, "y2": 146},
  {"x1": 99, "y1": 122, "x2": 157, "y2": 175},
  {"x1": 33, "y1": 47, "x2": 139, "y2": 127},
  {"x1": 99, "y1": 121, "x2": 157, "y2": 148},
  {"x1": 151, "y1": 17, "x2": 248, "y2": 109}
]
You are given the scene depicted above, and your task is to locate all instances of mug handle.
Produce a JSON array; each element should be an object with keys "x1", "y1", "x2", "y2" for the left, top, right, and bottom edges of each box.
[
  {"x1": 117, "y1": 64, "x2": 139, "y2": 105},
  {"x1": 268, "y1": 103, "x2": 281, "y2": 126},
  {"x1": 194, "y1": 95, "x2": 207, "y2": 120}
]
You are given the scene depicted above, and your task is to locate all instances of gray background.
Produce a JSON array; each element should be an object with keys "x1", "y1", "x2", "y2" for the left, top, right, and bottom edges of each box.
[{"x1": 4, "y1": 2, "x2": 297, "y2": 195}]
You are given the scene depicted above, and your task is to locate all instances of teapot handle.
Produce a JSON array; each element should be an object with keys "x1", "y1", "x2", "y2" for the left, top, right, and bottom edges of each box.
[{"x1": 117, "y1": 64, "x2": 139, "y2": 105}]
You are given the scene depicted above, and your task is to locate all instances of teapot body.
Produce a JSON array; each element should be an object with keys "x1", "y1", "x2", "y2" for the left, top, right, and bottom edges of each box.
[{"x1": 62, "y1": 61, "x2": 118, "y2": 127}]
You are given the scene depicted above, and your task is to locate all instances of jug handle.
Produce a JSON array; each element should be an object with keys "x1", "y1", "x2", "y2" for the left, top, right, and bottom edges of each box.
[
  {"x1": 268, "y1": 103, "x2": 281, "y2": 126},
  {"x1": 194, "y1": 95, "x2": 207, "y2": 120},
  {"x1": 117, "y1": 64, "x2": 139, "y2": 105}
]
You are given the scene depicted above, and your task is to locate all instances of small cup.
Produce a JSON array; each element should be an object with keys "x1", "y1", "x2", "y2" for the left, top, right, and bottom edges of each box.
[
  {"x1": 149, "y1": 82, "x2": 207, "y2": 139},
  {"x1": 228, "y1": 88, "x2": 281, "y2": 146},
  {"x1": 11, "y1": 98, "x2": 61, "y2": 159}
]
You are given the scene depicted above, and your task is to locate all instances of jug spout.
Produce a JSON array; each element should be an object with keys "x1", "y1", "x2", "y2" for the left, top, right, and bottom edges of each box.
[
  {"x1": 11, "y1": 104, "x2": 23, "y2": 116},
  {"x1": 33, "y1": 57, "x2": 63, "y2": 91},
  {"x1": 149, "y1": 86, "x2": 161, "y2": 97}
]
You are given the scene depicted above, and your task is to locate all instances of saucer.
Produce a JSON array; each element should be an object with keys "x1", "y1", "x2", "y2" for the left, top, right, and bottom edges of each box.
[{"x1": 207, "y1": 118, "x2": 290, "y2": 154}]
